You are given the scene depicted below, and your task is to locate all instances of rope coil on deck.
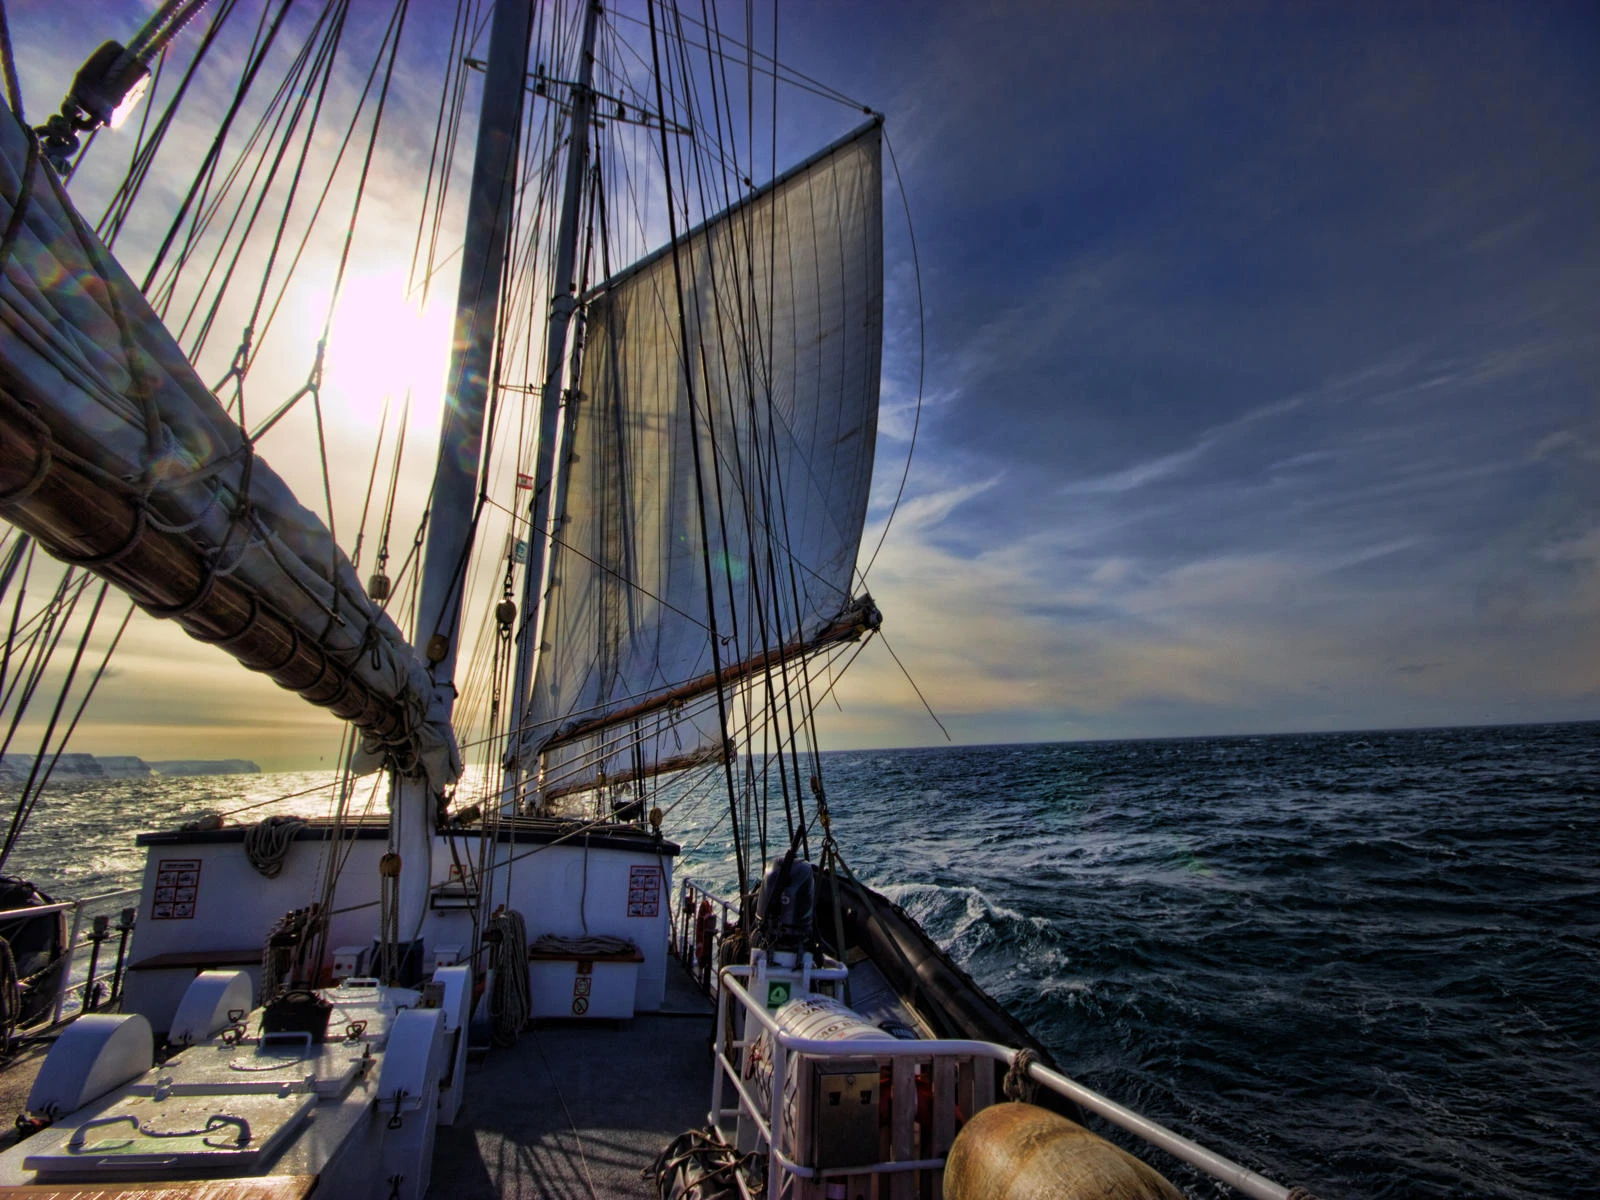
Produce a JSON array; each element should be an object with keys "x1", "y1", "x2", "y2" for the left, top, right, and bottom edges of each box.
[
  {"x1": 648, "y1": 1128, "x2": 762, "y2": 1200},
  {"x1": 244, "y1": 814, "x2": 306, "y2": 878}
]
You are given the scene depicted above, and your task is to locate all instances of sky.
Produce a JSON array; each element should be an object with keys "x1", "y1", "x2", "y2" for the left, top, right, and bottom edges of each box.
[{"x1": 5, "y1": 0, "x2": 1598, "y2": 769}]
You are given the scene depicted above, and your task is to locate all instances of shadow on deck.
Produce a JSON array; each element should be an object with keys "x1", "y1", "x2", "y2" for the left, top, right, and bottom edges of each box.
[{"x1": 431, "y1": 958, "x2": 715, "y2": 1198}]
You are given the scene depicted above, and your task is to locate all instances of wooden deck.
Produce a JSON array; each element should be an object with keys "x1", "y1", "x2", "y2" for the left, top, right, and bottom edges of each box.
[{"x1": 430, "y1": 957, "x2": 716, "y2": 1198}]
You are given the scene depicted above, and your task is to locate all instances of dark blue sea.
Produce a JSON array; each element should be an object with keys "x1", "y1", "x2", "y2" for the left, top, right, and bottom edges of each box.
[
  {"x1": 8, "y1": 721, "x2": 1598, "y2": 1198},
  {"x1": 674, "y1": 722, "x2": 1600, "y2": 1199}
]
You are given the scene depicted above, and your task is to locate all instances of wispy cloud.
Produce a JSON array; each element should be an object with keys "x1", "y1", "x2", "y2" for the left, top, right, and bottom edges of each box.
[{"x1": 8, "y1": 0, "x2": 1599, "y2": 767}]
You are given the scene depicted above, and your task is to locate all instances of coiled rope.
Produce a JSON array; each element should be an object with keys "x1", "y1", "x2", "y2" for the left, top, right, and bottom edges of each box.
[
  {"x1": 528, "y1": 933, "x2": 636, "y2": 958},
  {"x1": 647, "y1": 1128, "x2": 763, "y2": 1200},
  {"x1": 487, "y1": 908, "x2": 529, "y2": 1048},
  {"x1": 244, "y1": 814, "x2": 305, "y2": 878}
]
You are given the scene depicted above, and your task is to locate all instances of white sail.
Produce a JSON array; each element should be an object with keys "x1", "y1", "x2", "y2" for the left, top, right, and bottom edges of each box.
[
  {"x1": 519, "y1": 122, "x2": 883, "y2": 799},
  {"x1": 0, "y1": 103, "x2": 458, "y2": 789}
]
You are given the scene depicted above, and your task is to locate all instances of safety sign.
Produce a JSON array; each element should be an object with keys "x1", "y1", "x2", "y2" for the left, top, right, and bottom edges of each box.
[
  {"x1": 627, "y1": 864, "x2": 661, "y2": 917},
  {"x1": 151, "y1": 858, "x2": 201, "y2": 920}
]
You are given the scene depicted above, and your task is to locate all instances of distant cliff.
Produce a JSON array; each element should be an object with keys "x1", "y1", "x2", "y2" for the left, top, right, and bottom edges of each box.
[
  {"x1": 0, "y1": 753, "x2": 150, "y2": 780},
  {"x1": 147, "y1": 759, "x2": 262, "y2": 777},
  {"x1": 0, "y1": 755, "x2": 261, "y2": 782}
]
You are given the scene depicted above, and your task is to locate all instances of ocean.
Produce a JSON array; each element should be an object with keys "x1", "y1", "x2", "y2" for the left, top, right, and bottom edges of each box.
[{"x1": 6, "y1": 722, "x2": 1597, "y2": 1198}]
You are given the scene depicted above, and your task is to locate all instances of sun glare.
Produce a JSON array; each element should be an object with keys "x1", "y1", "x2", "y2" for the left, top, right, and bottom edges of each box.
[{"x1": 320, "y1": 270, "x2": 453, "y2": 430}]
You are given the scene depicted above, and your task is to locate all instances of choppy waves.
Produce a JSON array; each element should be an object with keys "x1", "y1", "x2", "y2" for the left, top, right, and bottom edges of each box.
[
  {"x1": 681, "y1": 723, "x2": 1600, "y2": 1199},
  {"x1": 7, "y1": 725, "x2": 1597, "y2": 1198}
]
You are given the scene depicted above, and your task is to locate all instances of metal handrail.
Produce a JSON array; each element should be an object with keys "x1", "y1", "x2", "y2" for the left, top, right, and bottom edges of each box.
[
  {"x1": 714, "y1": 964, "x2": 1299, "y2": 1200},
  {"x1": 672, "y1": 878, "x2": 738, "y2": 997},
  {"x1": 0, "y1": 886, "x2": 139, "y2": 925},
  {"x1": 0, "y1": 901, "x2": 77, "y2": 922},
  {"x1": 32, "y1": 887, "x2": 144, "y2": 1027}
]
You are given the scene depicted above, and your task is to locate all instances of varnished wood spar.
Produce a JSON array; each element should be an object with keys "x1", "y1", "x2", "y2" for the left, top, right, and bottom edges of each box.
[
  {"x1": 0, "y1": 389, "x2": 410, "y2": 754},
  {"x1": 537, "y1": 598, "x2": 880, "y2": 754},
  {"x1": 540, "y1": 739, "x2": 730, "y2": 801},
  {"x1": 0, "y1": 1177, "x2": 317, "y2": 1198}
]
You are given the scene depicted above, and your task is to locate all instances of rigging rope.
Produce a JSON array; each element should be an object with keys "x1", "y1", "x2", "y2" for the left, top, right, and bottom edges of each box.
[
  {"x1": 859, "y1": 128, "x2": 926, "y2": 583},
  {"x1": 0, "y1": 582, "x2": 110, "y2": 871},
  {"x1": 0, "y1": 0, "x2": 23, "y2": 122},
  {"x1": 0, "y1": 599, "x2": 134, "y2": 868},
  {"x1": 647, "y1": 0, "x2": 749, "y2": 914},
  {"x1": 878, "y1": 628, "x2": 951, "y2": 742},
  {"x1": 137, "y1": 0, "x2": 294, "y2": 293}
]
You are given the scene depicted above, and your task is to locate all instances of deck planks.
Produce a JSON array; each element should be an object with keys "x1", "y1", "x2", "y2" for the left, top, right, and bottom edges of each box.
[{"x1": 429, "y1": 959, "x2": 714, "y2": 1198}]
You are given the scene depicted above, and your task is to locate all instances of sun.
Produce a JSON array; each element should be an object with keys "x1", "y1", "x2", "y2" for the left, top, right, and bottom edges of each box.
[{"x1": 319, "y1": 269, "x2": 453, "y2": 431}]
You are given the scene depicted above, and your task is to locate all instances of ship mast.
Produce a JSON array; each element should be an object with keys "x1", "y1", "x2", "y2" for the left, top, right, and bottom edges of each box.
[
  {"x1": 503, "y1": 0, "x2": 603, "y2": 809},
  {"x1": 394, "y1": 0, "x2": 534, "y2": 938}
]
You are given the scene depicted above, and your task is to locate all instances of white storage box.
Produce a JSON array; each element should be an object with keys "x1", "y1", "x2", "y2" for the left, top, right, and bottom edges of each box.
[{"x1": 528, "y1": 943, "x2": 644, "y2": 1020}]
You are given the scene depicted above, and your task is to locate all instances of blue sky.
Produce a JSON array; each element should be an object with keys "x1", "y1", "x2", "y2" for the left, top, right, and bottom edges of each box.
[
  {"x1": 805, "y1": 0, "x2": 1600, "y2": 745},
  {"x1": 6, "y1": 0, "x2": 1597, "y2": 765}
]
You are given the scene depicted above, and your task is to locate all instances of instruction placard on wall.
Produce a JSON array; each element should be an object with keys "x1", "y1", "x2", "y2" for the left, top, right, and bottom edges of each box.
[
  {"x1": 627, "y1": 864, "x2": 660, "y2": 917},
  {"x1": 152, "y1": 858, "x2": 201, "y2": 920}
]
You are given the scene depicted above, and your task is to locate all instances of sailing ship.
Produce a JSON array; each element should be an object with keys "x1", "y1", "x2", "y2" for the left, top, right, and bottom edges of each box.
[{"x1": 0, "y1": 2, "x2": 1321, "y2": 1197}]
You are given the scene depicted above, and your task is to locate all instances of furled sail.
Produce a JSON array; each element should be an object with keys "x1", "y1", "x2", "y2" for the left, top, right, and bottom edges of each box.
[
  {"x1": 0, "y1": 104, "x2": 458, "y2": 788},
  {"x1": 519, "y1": 121, "x2": 883, "y2": 801}
]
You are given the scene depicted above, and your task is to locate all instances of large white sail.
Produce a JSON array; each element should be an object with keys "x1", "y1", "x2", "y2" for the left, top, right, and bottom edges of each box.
[
  {"x1": 520, "y1": 122, "x2": 883, "y2": 800},
  {"x1": 0, "y1": 103, "x2": 458, "y2": 789}
]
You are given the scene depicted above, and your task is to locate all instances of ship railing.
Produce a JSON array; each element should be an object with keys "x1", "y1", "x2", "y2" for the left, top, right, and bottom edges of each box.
[
  {"x1": 713, "y1": 964, "x2": 1299, "y2": 1200},
  {"x1": 0, "y1": 886, "x2": 142, "y2": 1039},
  {"x1": 672, "y1": 877, "x2": 738, "y2": 998}
]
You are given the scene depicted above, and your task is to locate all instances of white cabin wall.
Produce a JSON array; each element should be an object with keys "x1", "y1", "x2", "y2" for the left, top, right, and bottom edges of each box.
[
  {"x1": 122, "y1": 830, "x2": 677, "y2": 1030},
  {"x1": 492, "y1": 842, "x2": 673, "y2": 1011},
  {"x1": 122, "y1": 834, "x2": 451, "y2": 1032}
]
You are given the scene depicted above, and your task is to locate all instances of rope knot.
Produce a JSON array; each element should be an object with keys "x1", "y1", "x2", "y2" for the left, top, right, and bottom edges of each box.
[
  {"x1": 307, "y1": 340, "x2": 327, "y2": 390},
  {"x1": 1003, "y1": 1048, "x2": 1039, "y2": 1103}
]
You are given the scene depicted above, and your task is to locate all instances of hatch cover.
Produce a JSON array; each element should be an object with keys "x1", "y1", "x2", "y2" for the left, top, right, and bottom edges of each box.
[{"x1": 23, "y1": 1091, "x2": 314, "y2": 1178}]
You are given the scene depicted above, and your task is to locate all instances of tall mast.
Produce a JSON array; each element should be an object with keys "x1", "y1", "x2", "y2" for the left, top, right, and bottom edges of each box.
[
  {"x1": 394, "y1": 0, "x2": 533, "y2": 940},
  {"x1": 503, "y1": 0, "x2": 602, "y2": 808}
]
